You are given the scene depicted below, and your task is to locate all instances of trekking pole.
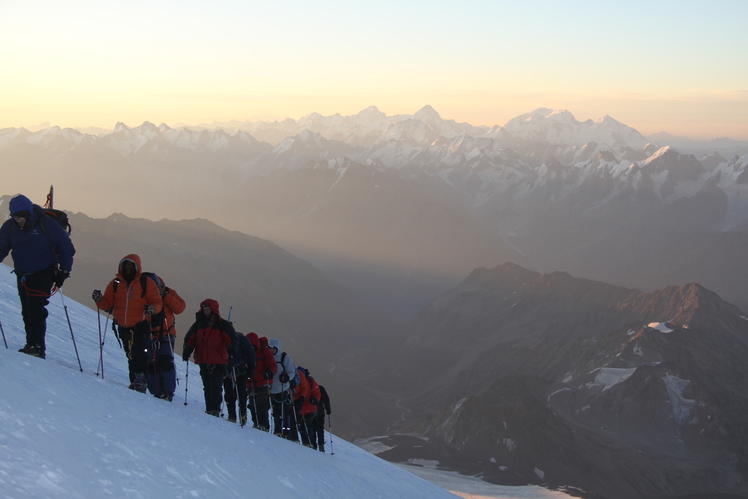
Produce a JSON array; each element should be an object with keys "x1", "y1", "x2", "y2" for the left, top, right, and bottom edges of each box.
[
  {"x1": 328, "y1": 414, "x2": 335, "y2": 455},
  {"x1": 290, "y1": 402, "x2": 302, "y2": 445},
  {"x1": 183, "y1": 360, "x2": 189, "y2": 406},
  {"x1": 0, "y1": 318, "x2": 7, "y2": 349},
  {"x1": 96, "y1": 306, "x2": 103, "y2": 377},
  {"x1": 59, "y1": 290, "x2": 83, "y2": 372},
  {"x1": 99, "y1": 313, "x2": 110, "y2": 379}
]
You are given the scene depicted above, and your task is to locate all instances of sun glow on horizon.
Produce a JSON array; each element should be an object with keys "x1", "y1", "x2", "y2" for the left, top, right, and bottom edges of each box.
[{"x1": 1, "y1": 0, "x2": 747, "y2": 140}]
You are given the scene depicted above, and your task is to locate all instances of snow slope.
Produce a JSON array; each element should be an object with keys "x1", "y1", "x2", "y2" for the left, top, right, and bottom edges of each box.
[{"x1": 0, "y1": 263, "x2": 456, "y2": 498}]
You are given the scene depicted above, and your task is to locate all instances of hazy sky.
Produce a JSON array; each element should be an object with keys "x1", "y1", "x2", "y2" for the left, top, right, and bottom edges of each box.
[{"x1": 1, "y1": 0, "x2": 746, "y2": 139}]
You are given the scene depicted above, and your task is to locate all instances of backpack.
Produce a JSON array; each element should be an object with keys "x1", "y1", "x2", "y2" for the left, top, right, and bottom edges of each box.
[
  {"x1": 9, "y1": 207, "x2": 71, "y2": 236},
  {"x1": 42, "y1": 209, "x2": 71, "y2": 234}
]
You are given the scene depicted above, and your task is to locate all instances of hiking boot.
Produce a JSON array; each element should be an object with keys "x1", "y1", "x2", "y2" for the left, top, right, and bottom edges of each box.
[
  {"x1": 227, "y1": 418, "x2": 237, "y2": 423},
  {"x1": 18, "y1": 344, "x2": 44, "y2": 358},
  {"x1": 240, "y1": 415, "x2": 248, "y2": 427},
  {"x1": 205, "y1": 410, "x2": 220, "y2": 417},
  {"x1": 128, "y1": 374, "x2": 147, "y2": 393},
  {"x1": 156, "y1": 392, "x2": 173, "y2": 402}
]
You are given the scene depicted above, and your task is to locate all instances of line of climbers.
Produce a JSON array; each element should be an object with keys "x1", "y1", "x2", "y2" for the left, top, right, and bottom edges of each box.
[
  {"x1": 92, "y1": 254, "x2": 332, "y2": 452},
  {"x1": 0, "y1": 194, "x2": 332, "y2": 452}
]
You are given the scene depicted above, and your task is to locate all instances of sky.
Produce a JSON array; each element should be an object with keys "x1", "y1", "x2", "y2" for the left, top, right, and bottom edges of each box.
[
  {"x1": 1, "y1": 0, "x2": 746, "y2": 140},
  {"x1": 0, "y1": 262, "x2": 574, "y2": 499}
]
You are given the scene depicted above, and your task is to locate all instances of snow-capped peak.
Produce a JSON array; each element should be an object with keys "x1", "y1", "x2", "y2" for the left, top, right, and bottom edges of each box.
[
  {"x1": 356, "y1": 105, "x2": 386, "y2": 118},
  {"x1": 414, "y1": 105, "x2": 443, "y2": 125}
]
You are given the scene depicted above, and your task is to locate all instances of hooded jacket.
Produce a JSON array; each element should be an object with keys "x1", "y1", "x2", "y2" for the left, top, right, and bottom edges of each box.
[
  {"x1": 268, "y1": 338, "x2": 296, "y2": 395},
  {"x1": 183, "y1": 299, "x2": 236, "y2": 365},
  {"x1": 0, "y1": 198, "x2": 75, "y2": 274},
  {"x1": 96, "y1": 254, "x2": 163, "y2": 328},
  {"x1": 247, "y1": 333, "x2": 278, "y2": 390}
]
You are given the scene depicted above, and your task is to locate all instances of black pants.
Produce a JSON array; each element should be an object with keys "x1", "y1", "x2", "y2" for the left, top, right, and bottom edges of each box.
[
  {"x1": 223, "y1": 369, "x2": 248, "y2": 422},
  {"x1": 248, "y1": 385, "x2": 271, "y2": 430},
  {"x1": 313, "y1": 409, "x2": 327, "y2": 451},
  {"x1": 16, "y1": 267, "x2": 55, "y2": 355},
  {"x1": 200, "y1": 364, "x2": 226, "y2": 414},
  {"x1": 118, "y1": 322, "x2": 150, "y2": 382},
  {"x1": 271, "y1": 391, "x2": 297, "y2": 440}
]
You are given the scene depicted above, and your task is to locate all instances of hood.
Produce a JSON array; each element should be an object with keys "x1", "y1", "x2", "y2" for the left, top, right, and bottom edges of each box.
[
  {"x1": 268, "y1": 338, "x2": 281, "y2": 353},
  {"x1": 9, "y1": 195, "x2": 33, "y2": 216},
  {"x1": 247, "y1": 332, "x2": 260, "y2": 349},
  {"x1": 117, "y1": 254, "x2": 142, "y2": 280},
  {"x1": 199, "y1": 298, "x2": 221, "y2": 316}
]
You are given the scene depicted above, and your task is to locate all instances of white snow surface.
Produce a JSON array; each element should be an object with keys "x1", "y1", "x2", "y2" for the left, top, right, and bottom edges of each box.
[
  {"x1": 0, "y1": 263, "x2": 572, "y2": 499},
  {"x1": 662, "y1": 375, "x2": 697, "y2": 426},
  {"x1": 593, "y1": 367, "x2": 637, "y2": 391}
]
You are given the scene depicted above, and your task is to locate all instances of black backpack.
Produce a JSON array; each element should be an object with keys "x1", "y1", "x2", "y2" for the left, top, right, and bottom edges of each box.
[{"x1": 42, "y1": 209, "x2": 71, "y2": 234}]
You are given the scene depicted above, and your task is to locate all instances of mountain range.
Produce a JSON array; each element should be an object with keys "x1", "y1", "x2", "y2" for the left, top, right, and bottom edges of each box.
[
  {"x1": 3, "y1": 106, "x2": 748, "y2": 319},
  {"x1": 371, "y1": 263, "x2": 748, "y2": 499}
]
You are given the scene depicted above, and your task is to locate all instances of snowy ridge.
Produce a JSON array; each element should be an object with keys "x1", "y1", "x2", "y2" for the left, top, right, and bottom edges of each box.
[
  {"x1": 3, "y1": 106, "x2": 748, "y2": 228},
  {"x1": 502, "y1": 108, "x2": 649, "y2": 149}
]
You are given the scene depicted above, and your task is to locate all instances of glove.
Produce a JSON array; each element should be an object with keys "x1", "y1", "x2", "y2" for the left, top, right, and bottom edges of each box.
[
  {"x1": 182, "y1": 354, "x2": 190, "y2": 362},
  {"x1": 289, "y1": 379, "x2": 297, "y2": 389},
  {"x1": 92, "y1": 289, "x2": 103, "y2": 302},
  {"x1": 310, "y1": 397, "x2": 318, "y2": 405},
  {"x1": 54, "y1": 269, "x2": 70, "y2": 289},
  {"x1": 182, "y1": 347, "x2": 193, "y2": 362},
  {"x1": 326, "y1": 409, "x2": 331, "y2": 415},
  {"x1": 263, "y1": 369, "x2": 274, "y2": 380},
  {"x1": 278, "y1": 372, "x2": 290, "y2": 384},
  {"x1": 144, "y1": 304, "x2": 156, "y2": 316}
]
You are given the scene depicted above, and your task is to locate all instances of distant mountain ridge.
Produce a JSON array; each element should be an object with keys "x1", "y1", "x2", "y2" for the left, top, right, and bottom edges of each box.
[
  {"x1": 2, "y1": 106, "x2": 748, "y2": 319},
  {"x1": 372, "y1": 262, "x2": 748, "y2": 499}
]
